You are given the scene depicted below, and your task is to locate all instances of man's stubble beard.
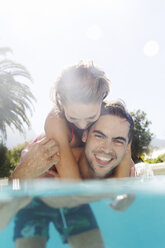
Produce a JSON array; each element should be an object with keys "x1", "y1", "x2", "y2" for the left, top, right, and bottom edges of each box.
[
  {"x1": 85, "y1": 154, "x2": 117, "y2": 179},
  {"x1": 85, "y1": 150, "x2": 126, "y2": 179}
]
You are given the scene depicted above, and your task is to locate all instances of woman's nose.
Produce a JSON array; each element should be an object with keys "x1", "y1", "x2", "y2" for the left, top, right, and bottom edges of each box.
[{"x1": 76, "y1": 120, "x2": 88, "y2": 129}]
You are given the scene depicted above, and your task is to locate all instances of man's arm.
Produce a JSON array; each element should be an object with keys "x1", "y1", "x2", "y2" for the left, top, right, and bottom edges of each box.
[
  {"x1": 41, "y1": 194, "x2": 112, "y2": 208},
  {"x1": 41, "y1": 192, "x2": 135, "y2": 211},
  {"x1": 41, "y1": 194, "x2": 135, "y2": 211}
]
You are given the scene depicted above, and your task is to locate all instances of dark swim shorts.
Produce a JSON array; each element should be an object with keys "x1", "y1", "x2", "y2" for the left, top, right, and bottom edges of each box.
[{"x1": 13, "y1": 198, "x2": 98, "y2": 243}]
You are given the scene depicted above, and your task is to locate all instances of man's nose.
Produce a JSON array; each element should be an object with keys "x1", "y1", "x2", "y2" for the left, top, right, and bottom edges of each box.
[{"x1": 100, "y1": 140, "x2": 113, "y2": 153}]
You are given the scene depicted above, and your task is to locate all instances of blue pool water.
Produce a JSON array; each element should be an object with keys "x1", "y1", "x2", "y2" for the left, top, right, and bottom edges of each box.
[{"x1": 0, "y1": 177, "x2": 165, "y2": 248}]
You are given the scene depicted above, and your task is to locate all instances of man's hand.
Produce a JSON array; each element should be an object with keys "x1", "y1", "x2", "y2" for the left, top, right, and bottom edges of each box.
[
  {"x1": 110, "y1": 193, "x2": 135, "y2": 211},
  {"x1": 12, "y1": 136, "x2": 60, "y2": 180}
]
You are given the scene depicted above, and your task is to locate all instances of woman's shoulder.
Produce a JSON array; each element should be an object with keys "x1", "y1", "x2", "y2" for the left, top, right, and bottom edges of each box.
[{"x1": 48, "y1": 106, "x2": 65, "y2": 119}]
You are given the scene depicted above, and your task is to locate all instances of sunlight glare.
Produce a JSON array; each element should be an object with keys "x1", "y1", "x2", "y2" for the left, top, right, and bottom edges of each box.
[
  {"x1": 143, "y1": 40, "x2": 159, "y2": 57},
  {"x1": 86, "y1": 25, "x2": 102, "y2": 41}
]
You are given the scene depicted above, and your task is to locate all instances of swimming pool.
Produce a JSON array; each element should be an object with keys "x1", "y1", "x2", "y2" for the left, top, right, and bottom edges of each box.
[{"x1": 0, "y1": 176, "x2": 165, "y2": 248}]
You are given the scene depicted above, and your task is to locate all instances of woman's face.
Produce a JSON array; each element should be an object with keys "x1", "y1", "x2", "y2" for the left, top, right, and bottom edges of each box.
[{"x1": 63, "y1": 101, "x2": 102, "y2": 129}]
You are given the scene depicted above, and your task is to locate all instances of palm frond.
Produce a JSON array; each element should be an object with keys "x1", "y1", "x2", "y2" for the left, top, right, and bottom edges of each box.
[{"x1": 0, "y1": 51, "x2": 36, "y2": 140}]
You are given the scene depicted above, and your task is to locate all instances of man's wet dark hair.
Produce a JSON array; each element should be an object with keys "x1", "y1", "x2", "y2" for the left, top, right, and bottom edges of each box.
[{"x1": 100, "y1": 100, "x2": 134, "y2": 143}]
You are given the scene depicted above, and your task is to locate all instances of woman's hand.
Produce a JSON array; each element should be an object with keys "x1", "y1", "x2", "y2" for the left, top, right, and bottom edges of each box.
[
  {"x1": 114, "y1": 146, "x2": 134, "y2": 178},
  {"x1": 12, "y1": 136, "x2": 60, "y2": 180}
]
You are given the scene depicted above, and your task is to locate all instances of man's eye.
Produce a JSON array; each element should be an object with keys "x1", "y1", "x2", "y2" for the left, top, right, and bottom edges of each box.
[{"x1": 114, "y1": 140, "x2": 124, "y2": 145}]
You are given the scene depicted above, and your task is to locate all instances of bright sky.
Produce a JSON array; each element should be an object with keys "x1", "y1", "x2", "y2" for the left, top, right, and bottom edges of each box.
[{"x1": 0, "y1": 0, "x2": 165, "y2": 147}]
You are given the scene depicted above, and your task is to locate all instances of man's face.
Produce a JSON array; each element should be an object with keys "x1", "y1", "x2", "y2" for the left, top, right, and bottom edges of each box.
[{"x1": 83, "y1": 115, "x2": 130, "y2": 178}]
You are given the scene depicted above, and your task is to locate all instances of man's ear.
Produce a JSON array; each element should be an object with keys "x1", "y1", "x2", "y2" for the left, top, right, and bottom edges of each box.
[
  {"x1": 126, "y1": 143, "x2": 131, "y2": 151},
  {"x1": 82, "y1": 130, "x2": 88, "y2": 143}
]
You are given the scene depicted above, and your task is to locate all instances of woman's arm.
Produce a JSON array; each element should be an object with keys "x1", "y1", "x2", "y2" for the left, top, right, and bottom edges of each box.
[
  {"x1": 45, "y1": 111, "x2": 82, "y2": 180},
  {"x1": 112, "y1": 145, "x2": 134, "y2": 178},
  {"x1": 45, "y1": 110, "x2": 81, "y2": 147}
]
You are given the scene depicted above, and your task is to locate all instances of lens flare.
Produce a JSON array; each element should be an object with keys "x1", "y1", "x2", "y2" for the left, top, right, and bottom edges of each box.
[
  {"x1": 86, "y1": 25, "x2": 102, "y2": 41},
  {"x1": 143, "y1": 40, "x2": 159, "y2": 57}
]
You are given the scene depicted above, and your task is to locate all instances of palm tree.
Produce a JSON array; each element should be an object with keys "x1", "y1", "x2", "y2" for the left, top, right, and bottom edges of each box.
[{"x1": 0, "y1": 47, "x2": 36, "y2": 140}]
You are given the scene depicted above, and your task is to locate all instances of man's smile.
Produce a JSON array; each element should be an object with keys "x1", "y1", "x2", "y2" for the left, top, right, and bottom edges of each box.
[{"x1": 94, "y1": 154, "x2": 115, "y2": 166}]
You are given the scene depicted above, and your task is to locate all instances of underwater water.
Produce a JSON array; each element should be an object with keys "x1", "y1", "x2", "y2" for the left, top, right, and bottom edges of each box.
[{"x1": 0, "y1": 176, "x2": 165, "y2": 248}]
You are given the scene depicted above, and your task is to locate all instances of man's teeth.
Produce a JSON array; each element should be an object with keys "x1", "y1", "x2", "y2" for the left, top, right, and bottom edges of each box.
[{"x1": 96, "y1": 156, "x2": 111, "y2": 161}]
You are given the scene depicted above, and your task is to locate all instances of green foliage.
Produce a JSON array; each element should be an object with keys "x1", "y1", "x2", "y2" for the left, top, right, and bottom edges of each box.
[
  {"x1": 0, "y1": 143, "x2": 25, "y2": 178},
  {"x1": 161, "y1": 153, "x2": 165, "y2": 161},
  {"x1": 9, "y1": 144, "x2": 25, "y2": 168},
  {"x1": 0, "y1": 143, "x2": 12, "y2": 178},
  {"x1": 145, "y1": 153, "x2": 165, "y2": 164},
  {"x1": 131, "y1": 110, "x2": 153, "y2": 163},
  {"x1": 0, "y1": 47, "x2": 36, "y2": 140}
]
